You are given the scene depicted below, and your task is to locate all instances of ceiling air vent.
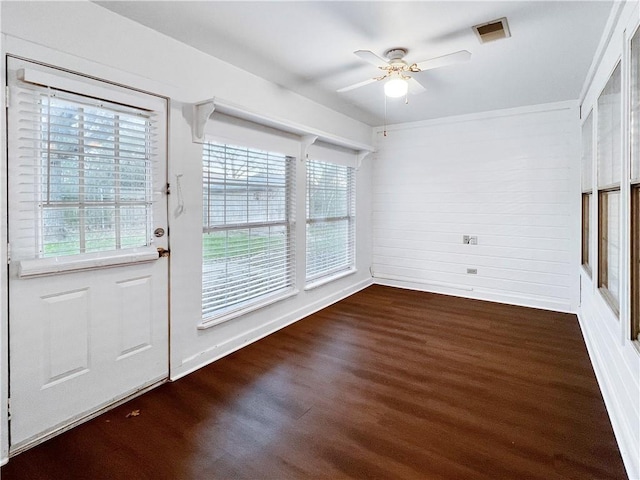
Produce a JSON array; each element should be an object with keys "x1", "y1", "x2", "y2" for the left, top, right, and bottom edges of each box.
[{"x1": 473, "y1": 17, "x2": 511, "y2": 44}]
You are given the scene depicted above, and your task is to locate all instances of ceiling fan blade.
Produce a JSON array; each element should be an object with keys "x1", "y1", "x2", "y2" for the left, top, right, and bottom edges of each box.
[
  {"x1": 354, "y1": 50, "x2": 389, "y2": 68},
  {"x1": 414, "y1": 50, "x2": 471, "y2": 72},
  {"x1": 337, "y1": 77, "x2": 379, "y2": 93},
  {"x1": 407, "y1": 77, "x2": 426, "y2": 95}
]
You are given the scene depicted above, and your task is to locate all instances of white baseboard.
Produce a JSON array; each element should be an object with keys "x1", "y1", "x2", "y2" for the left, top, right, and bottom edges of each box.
[
  {"x1": 171, "y1": 277, "x2": 374, "y2": 381},
  {"x1": 373, "y1": 275, "x2": 573, "y2": 313}
]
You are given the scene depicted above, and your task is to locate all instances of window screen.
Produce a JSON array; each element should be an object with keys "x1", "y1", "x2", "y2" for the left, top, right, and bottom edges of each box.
[
  {"x1": 202, "y1": 142, "x2": 295, "y2": 320},
  {"x1": 13, "y1": 78, "x2": 156, "y2": 260},
  {"x1": 306, "y1": 160, "x2": 355, "y2": 283}
]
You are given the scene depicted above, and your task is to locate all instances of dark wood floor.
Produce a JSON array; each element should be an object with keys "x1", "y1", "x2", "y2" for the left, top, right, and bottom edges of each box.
[{"x1": 1, "y1": 285, "x2": 626, "y2": 480}]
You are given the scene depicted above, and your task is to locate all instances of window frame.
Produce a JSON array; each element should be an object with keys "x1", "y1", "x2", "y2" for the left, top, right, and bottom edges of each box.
[
  {"x1": 8, "y1": 59, "x2": 165, "y2": 277},
  {"x1": 598, "y1": 187, "x2": 621, "y2": 315},
  {"x1": 582, "y1": 191, "x2": 592, "y2": 274},
  {"x1": 631, "y1": 185, "x2": 640, "y2": 341},
  {"x1": 630, "y1": 25, "x2": 640, "y2": 342},
  {"x1": 596, "y1": 61, "x2": 622, "y2": 317},
  {"x1": 305, "y1": 159, "x2": 356, "y2": 288},
  {"x1": 200, "y1": 141, "x2": 297, "y2": 327},
  {"x1": 34, "y1": 92, "x2": 154, "y2": 258},
  {"x1": 581, "y1": 110, "x2": 594, "y2": 276}
]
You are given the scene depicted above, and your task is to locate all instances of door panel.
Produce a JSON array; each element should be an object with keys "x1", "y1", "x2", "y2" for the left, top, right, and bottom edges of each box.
[
  {"x1": 42, "y1": 288, "x2": 90, "y2": 386},
  {"x1": 7, "y1": 58, "x2": 169, "y2": 451}
]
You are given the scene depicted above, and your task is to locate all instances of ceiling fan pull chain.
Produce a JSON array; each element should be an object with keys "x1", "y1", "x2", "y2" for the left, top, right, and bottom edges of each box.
[{"x1": 383, "y1": 94, "x2": 388, "y2": 137}]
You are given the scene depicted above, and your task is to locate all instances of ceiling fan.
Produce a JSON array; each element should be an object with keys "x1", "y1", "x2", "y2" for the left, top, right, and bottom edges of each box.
[{"x1": 337, "y1": 48, "x2": 471, "y2": 97}]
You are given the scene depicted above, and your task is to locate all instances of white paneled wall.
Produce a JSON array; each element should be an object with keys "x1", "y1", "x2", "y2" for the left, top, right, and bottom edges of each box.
[
  {"x1": 577, "y1": 2, "x2": 640, "y2": 478},
  {"x1": 372, "y1": 103, "x2": 579, "y2": 312}
]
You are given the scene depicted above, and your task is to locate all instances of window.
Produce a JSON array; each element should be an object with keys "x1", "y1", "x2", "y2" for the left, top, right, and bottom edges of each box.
[
  {"x1": 599, "y1": 189, "x2": 620, "y2": 308},
  {"x1": 582, "y1": 112, "x2": 593, "y2": 274},
  {"x1": 202, "y1": 142, "x2": 295, "y2": 321},
  {"x1": 631, "y1": 27, "x2": 640, "y2": 341},
  {"x1": 597, "y1": 63, "x2": 622, "y2": 315},
  {"x1": 306, "y1": 160, "x2": 355, "y2": 285},
  {"x1": 582, "y1": 193, "x2": 591, "y2": 269},
  {"x1": 632, "y1": 187, "x2": 640, "y2": 341},
  {"x1": 12, "y1": 67, "x2": 158, "y2": 261}
]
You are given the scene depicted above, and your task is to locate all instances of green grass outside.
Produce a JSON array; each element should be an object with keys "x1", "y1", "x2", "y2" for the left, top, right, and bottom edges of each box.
[
  {"x1": 43, "y1": 235, "x2": 147, "y2": 257},
  {"x1": 203, "y1": 231, "x2": 285, "y2": 260}
]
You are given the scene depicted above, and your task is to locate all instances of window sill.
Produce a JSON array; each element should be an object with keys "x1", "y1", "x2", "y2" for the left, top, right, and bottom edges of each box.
[
  {"x1": 18, "y1": 246, "x2": 159, "y2": 278},
  {"x1": 198, "y1": 288, "x2": 299, "y2": 330},
  {"x1": 304, "y1": 268, "x2": 357, "y2": 291}
]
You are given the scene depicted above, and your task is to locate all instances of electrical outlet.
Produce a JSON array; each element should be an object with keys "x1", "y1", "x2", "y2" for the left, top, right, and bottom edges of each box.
[
  {"x1": 469, "y1": 236, "x2": 478, "y2": 245},
  {"x1": 463, "y1": 235, "x2": 470, "y2": 244},
  {"x1": 467, "y1": 268, "x2": 477, "y2": 274}
]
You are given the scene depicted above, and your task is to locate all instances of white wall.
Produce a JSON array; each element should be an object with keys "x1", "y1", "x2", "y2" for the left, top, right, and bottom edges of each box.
[
  {"x1": 577, "y1": 2, "x2": 640, "y2": 479},
  {"x1": 0, "y1": 0, "x2": 374, "y2": 462},
  {"x1": 370, "y1": 3, "x2": 640, "y2": 476},
  {"x1": 372, "y1": 102, "x2": 580, "y2": 313},
  {"x1": 169, "y1": 119, "x2": 374, "y2": 378},
  {"x1": 2, "y1": 1, "x2": 637, "y2": 476}
]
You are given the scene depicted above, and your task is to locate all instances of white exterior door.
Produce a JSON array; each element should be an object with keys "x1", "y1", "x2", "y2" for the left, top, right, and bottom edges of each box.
[{"x1": 6, "y1": 58, "x2": 169, "y2": 451}]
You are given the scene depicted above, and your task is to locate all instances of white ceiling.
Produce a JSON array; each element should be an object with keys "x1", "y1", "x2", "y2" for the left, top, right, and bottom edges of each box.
[{"x1": 95, "y1": 1, "x2": 613, "y2": 127}]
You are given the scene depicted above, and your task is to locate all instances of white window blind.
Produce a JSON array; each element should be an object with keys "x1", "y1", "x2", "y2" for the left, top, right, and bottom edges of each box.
[
  {"x1": 306, "y1": 160, "x2": 355, "y2": 284},
  {"x1": 202, "y1": 142, "x2": 295, "y2": 320},
  {"x1": 597, "y1": 63, "x2": 622, "y2": 188},
  {"x1": 11, "y1": 71, "x2": 157, "y2": 261},
  {"x1": 581, "y1": 112, "x2": 593, "y2": 193}
]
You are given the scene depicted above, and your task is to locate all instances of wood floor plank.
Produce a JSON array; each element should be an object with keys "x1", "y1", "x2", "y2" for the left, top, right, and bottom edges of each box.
[{"x1": 1, "y1": 285, "x2": 627, "y2": 479}]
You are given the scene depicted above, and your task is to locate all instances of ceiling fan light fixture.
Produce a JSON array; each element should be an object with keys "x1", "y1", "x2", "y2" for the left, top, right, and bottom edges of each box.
[{"x1": 384, "y1": 77, "x2": 408, "y2": 98}]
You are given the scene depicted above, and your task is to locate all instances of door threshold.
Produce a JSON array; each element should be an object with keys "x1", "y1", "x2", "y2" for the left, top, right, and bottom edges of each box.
[{"x1": 9, "y1": 376, "x2": 167, "y2": 457}]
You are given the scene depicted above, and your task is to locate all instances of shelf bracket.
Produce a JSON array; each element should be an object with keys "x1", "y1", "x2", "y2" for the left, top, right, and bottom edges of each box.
[
  {"x1": 301, "y1": 135, "x2": 318, "y2": 160},
  {"x1": 192, "y1": 99, "x2": 216, "y2": 143},
  {"x1": 356, "y1": 150, "x2": 373, "y2": 169}
]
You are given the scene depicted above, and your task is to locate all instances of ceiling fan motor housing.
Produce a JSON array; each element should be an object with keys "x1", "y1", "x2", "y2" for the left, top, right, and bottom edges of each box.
[
  {"x1": 384, "y1": 48, "x2": 408, "y2": 60},
  {"x1": 384, "y1": 48, "x2": 411, "y2": 72}
]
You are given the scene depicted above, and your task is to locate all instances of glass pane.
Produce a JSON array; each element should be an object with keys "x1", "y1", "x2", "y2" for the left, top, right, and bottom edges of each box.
[
  {"x1": 202, "y1": 226, "x2": 289, "y2": 317},
  {"x1": 202, "y1": 143, "x2": 288, "y2": 229},
  {"x1": 582, "y1": 193, "x2": 591, "y2": 271},
  {"x1": 42, "y1": 207, "x2": 80, "y2": 257},
  {"x1": 599, "y1": 190, "x2": 620, "y2": 308},
  {"x1": 632, "y1": 186, "x2": 640, "y2": 340},
  {"x1": 632, "y1": 28, "x2": 640, "y2": 181},
  {"x1": 597, "y1": 64, "x2": 622, "y2": 188},
  {"x1": 306, "y1": 220, "x2": 350, "y2": 280},
  {"x1": 581, "y1": 113, "x2": 593, "y2": 191},
  {"x1": 201, "y1": 142, "x2": 294, "y2": 319},
  {"x1": 305, "y1": 160, "x2": 355, "y2": 282},
  {"x1": 36, "y1": 94, "x2": 153, "y2": 258}
]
